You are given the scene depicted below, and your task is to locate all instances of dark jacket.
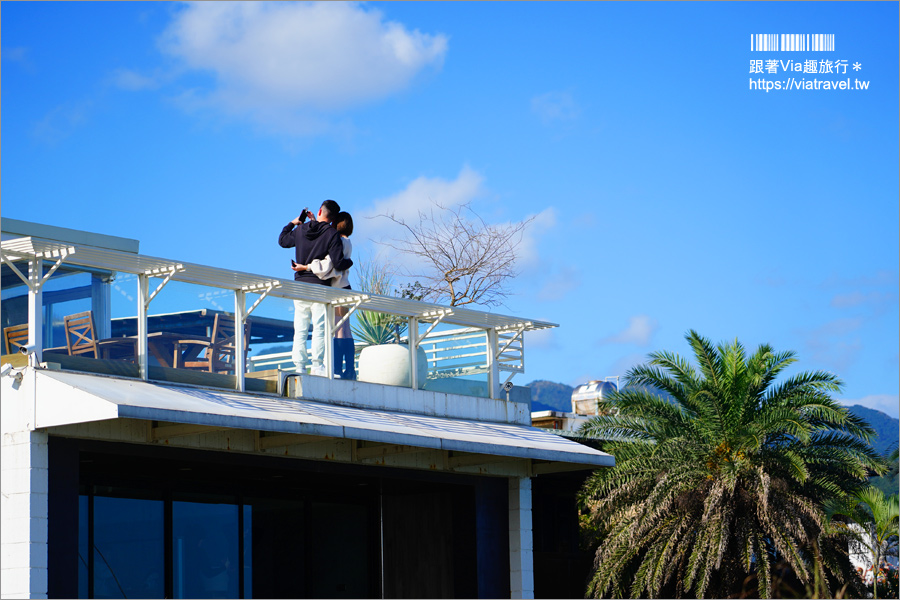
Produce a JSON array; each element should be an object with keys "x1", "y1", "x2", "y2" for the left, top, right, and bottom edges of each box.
[{"x1": 278, "y1": 221, "x2": 350, "y2": 285}]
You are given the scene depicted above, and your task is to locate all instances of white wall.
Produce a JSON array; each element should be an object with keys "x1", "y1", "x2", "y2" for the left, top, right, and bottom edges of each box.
[
  {"x1": 2, "y1": 369, "x2": 49, "y2": 599},
  {"x1": 509, "y1": 476, "x2": 535, "y2": 599}
]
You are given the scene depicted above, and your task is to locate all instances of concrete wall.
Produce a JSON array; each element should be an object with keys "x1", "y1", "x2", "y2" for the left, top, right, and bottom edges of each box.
[
  {"x1": 2, "y1": 369, "x2": 49, "y2": 598},
  {"x1": 294, "y1": 375, "x2": 532, "y2": 426},
  {"x1": 509, "y1": 477, "x2": 535, "y2": 599},
  {"x1": 2, "y1": 409, "x2": 49, "y2": 599}
]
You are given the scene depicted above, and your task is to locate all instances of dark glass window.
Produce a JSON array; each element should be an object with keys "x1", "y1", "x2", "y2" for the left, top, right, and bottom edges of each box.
[
  {"x1": 242, "y1": 504, "x2": 253, "y2": 599},
  {"x1": 92, "y1": 495, "x2": 165, "y2": 599},
  {"x1": 78, "y1": 495, "x2": 88, "y2": 599},
  {"x1": 309, "y1": 502, "x2": 371, "y2": 599},
  {"x1": 172, "y1": 499, "x2": 240, "y2": 599},
  {"x1": 244, "y1": 497, "x2": 304, "y2": 599}
]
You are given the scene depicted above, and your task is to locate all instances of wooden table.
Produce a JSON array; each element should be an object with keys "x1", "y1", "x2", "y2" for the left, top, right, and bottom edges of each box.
[
  {"x1": 148, "y1": 332, "x2": 211, "y2": 369},
  {"x1": 98, "y1": 332, "x2": 211, "y2": 368}
]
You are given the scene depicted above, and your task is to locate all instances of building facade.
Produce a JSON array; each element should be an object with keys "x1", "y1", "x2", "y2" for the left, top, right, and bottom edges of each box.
[{"x1": 1, "y1": 219, "x2": 613, "y2": 599}]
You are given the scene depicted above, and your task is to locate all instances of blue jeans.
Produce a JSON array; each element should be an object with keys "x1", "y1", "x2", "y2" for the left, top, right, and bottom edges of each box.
[
  {"x1": 333, "y1": 338, "x2": 356, "y2": 380},
  {"x1": 292, "y1": 299, "x2": 326, "y2": 371}
]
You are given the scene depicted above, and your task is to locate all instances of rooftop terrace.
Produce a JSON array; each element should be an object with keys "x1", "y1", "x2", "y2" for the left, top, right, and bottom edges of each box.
[{"x1": 1, "y1": 222, "x2": 555, "y2": 406}]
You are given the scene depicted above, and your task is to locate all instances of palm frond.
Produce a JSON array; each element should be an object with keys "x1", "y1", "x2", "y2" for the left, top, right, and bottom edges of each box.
[{"x1": 579, "y1": 331, "x2": 878, "y2": 599}]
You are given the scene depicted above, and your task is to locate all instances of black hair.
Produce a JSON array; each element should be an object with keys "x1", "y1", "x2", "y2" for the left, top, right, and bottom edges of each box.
[{"x1": 320, "y1": 199, "x2": 341, "y2": 222}]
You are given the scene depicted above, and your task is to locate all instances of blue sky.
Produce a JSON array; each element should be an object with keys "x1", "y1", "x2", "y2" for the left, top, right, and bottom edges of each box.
[{"x1": 3, "y1": 2, "x2": 898, "y2": 416}]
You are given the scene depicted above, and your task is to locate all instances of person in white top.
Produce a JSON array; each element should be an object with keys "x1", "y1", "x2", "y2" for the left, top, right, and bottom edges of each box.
[{"x1": 292, "y1": 212, "x2": 356, "y2": 379}]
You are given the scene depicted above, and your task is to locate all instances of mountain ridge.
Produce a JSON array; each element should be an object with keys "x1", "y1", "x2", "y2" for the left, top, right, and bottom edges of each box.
[{"x1": 525, "y1": 380, "x2": 899, "y2": 456}]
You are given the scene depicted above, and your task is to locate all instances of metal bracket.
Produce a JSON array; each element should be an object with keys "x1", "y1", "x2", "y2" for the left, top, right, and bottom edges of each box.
[
  {"x1": 333, "y1": 296, "x2": 365, "y2": 332},
  {"x1": 495, "y1": 323, "x2": 528, "y2": 358},
  {"x1": 243, "y1": 280, "x2": 282, "y2": 317},
  {"x1": 1, "y1": 246, "x2": 74, "y2": 291},
  {"x1": 143, "y1": 264, "x2": 185, "y2": 307},
  {"x1": 416, "y1": 308, "x2": 453, "y2": 348},
  {"x1": 332, "y1": 294, "x2": 369, "y2": 307}
]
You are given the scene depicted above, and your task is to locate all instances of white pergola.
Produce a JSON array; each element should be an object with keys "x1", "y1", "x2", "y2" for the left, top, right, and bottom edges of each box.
[{"x1": 1, "y1": 236, "x2": 556, "y2": 399}]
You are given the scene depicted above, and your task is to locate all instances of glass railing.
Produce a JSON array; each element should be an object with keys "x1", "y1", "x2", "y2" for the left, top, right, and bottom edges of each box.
[{"x1": 1, "y1": 236, "x2": 548, "y2": 400}]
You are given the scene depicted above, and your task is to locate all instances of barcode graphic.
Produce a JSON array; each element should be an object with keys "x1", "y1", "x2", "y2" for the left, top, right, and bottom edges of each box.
[{"x1": 750, "y1": 34, "x2": 834, "y2": 51}]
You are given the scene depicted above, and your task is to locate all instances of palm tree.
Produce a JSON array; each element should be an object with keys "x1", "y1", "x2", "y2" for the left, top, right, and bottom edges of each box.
[
  {"x1": 351, "y1": 260, "x2": 407, "y2": 347},
  {"x1": 578, "y1": 330, "x2": 883, "y2": 598},
  {"x1": 833, "y1": 485, "x2": 899, "y2": 599}
]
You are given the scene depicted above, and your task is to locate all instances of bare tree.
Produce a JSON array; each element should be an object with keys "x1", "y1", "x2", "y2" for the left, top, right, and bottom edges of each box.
[{"x1": 376, "y1": 201, "x2": 535, "y2": 307}]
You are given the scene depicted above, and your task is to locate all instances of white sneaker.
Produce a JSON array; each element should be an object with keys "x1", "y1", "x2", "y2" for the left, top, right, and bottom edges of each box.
[{"x1": 310, "y1": 364, "x2": 326, "y2": 377}]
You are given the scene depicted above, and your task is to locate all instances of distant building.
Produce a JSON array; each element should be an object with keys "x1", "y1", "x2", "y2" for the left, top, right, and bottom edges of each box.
[
  {"x1": 847, "y1": 523, "x2": 900, "y2": 584},
  {"x1": 1, "y1": 219, "x2": 614, "y2": 599},
  {"x1": 531, "y1": 379, "x2": 618, "y2": 434}
]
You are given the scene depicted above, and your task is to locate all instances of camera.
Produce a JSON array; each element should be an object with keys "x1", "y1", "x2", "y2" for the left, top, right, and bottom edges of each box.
[
  {"x1": 19, "y1": 344, "x2": 36, "y2": 356},
  {"x1": 503, "y1": 381, "x2": 514, "y2": 392}
]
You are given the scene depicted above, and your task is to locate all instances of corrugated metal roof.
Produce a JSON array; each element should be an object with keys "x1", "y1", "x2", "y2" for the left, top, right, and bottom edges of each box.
[
  {"x1": 2, "y1": 236, "x2": 556, "y2": 332},
  {"x1": 34, "y1": 369, "x2": 613, "y2": 467}
]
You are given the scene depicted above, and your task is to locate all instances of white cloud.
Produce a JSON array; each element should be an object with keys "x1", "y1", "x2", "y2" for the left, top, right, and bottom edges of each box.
[
  {"x1": 599, "y1": 315, "x2": 659, "y2": 346},
  {"x1": 537, "y1": 266, "x2": 582, "y2": 301},
  {"x1": 838, "y1": 394, "x2": 900, "y2": 419},
  {"x1": 112, "y1": 68, "x2": 167, "y2": 91},
  {"x1": 526, "y1": 327, "x2": 557, "y2": 350},
  {"x1": 363, "y1": 165, "x2": 485, "y2": 228},
  {"x1": 514, "y1": 206, "x2": 556, "y2": 266},
  {"x1": 356, "y1": 166, "x2": 557, "y2": 287},
  {"x1": 830, "y1": 290, "x2": 897, "y2": 315},
  {"x1": 800, "y1": 317, "x2": 864, "y2": 372},
  {"x1": 531, "y1": 90, "x2": 581, "y2": 125},
  {"x1": 2, "y1": 46, "x2": 30, "y2": 65},
  {"x1": 155, "y1": 1, "x2": 447, "y2": 131},
  {"x1": 607, "y1": 353, "x2": 648, "y2": 378},
  {"x1": 32, "y1": 100, "x2": 93, "y2": 145},
  {"x1": 357, "y1": 165, "x2": 485, "y2": 265}
]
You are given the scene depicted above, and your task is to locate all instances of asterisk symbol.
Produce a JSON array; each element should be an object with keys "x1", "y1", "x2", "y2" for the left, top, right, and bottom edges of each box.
[{"x1": 853, "y1": 62, "x2": 862, "y2": 71}]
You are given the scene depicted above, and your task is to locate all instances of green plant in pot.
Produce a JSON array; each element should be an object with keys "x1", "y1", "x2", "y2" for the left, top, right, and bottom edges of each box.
[{"x1": 352, "y1": 261, "x2": 426, "y2": 388}]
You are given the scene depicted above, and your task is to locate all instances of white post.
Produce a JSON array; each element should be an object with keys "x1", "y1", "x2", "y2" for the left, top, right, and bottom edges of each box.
[
  {"x1": 0, "y1": 428, "x2": 50, "y2": 600},
  {"x1": 27, "y1": 259, "x2": 43, "y2": 363},
  {"x1": 137, "y1": 274, "x2": 149, "y2": 380},
  {"x1": 408, "y1": 317, "x2": 418, "y2": 390},
  {"x1": 487, "y1": 328, "x2": 499, "y2": 400},
  {"x1": 324, "y1": 302, "x2": 334, "y2": 379},
  {"x1": 234, "y1": 290, "x2": 246, "y2": 392},
  {"x1": 509, "y1": 477, "x2": 534, "y2": 599}
]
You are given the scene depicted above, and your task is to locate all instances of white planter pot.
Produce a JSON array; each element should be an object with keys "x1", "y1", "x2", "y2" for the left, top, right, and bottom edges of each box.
[{"x1": 358, "y1": 344, "x2": 427, "y2": 388}]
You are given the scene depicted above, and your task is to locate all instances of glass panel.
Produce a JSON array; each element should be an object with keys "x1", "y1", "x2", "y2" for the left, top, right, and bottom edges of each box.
[
  {"x1": 242, "y1": 504, "x2": 253, "y2": 599},
  {"x1": 92, "y1": 495, "x2": 165, "y2": 599},
  {"x1": 172, "y1": 499, "x2": 240, "y2": 599},
  {"x1": 420, "y1": 323, "x2": 490, "y2": 398},
  {"x1": 78, "y1": 495, "x2": 88, "y2": 599},
  {"x1": 1, "y1": 260, "x2": 29, "y2": 353},
  {"x1": 246, "y1": 296, "x2": 295, "y2": 372},
  {"x1": 245, "y1": 497, "x2": 305, "y2": 598},
  {"x1": 1, "y1": 263, "x2": 104, "y2": 353},
  {"x1": 309, "y1": 502, "x2": 371, "y2": 599}
]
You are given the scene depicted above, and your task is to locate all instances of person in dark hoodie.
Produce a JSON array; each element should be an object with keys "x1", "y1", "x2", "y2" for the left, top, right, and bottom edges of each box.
[{"x1": 278, "y1": 199, "x2": 350, "y2": 375}]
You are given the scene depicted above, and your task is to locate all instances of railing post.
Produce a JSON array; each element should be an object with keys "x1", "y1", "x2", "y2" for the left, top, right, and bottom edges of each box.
[
  {"x1": 137, "y1": 274, "x2": 149, "y2": 380},
  {"x1": 324, "y1": 301, "x2": 334, "y2": 379},
  {"x1": 487, "y1": 327, "x2": 499, "y2": 400},
  {"x1": 235, "y1": 290, "x2": 246, "y2": 392},
  {"x1": 27, "y1": 259, "x2": 43, "y2": 363},
  {"x1": 408, "y1": 317, "x2": 419, "y2": 390}
]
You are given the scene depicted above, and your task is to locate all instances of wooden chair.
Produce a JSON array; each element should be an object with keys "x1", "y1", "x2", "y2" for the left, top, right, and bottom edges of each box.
[
  {"x1": 178, "y1": 314, "x2": 250, "y2": 373},
  {"x1": 63, "y1": 311, "x2": 137, "y2": 360},
  {"x1": 3, "y1": 323, "x2": 29, "y2": 355}
]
